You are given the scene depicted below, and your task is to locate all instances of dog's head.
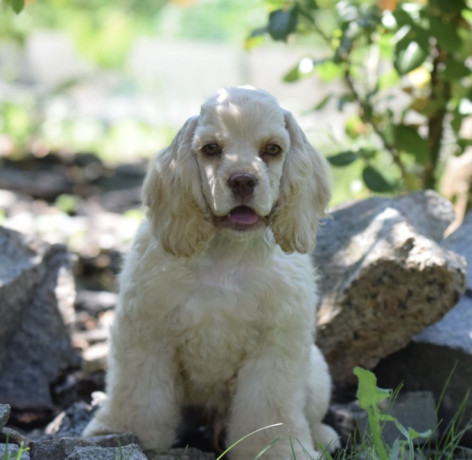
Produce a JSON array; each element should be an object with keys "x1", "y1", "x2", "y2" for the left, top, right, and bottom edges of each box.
[{"x1": 143, "y1": 86, "x2": 331, "y2": 257}]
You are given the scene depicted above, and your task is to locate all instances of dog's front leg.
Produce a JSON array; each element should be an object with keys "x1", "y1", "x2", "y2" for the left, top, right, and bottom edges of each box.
[
  {"x1": 226, "y1": 346, "x2": 320, "y2": 460},
  {"x1": 83, "y1": 327, "x2": 182, "y2": 451}
]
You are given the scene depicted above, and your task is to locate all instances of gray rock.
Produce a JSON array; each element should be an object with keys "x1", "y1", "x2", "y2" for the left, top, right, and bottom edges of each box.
[
  {"x1": 29, "y1": 437, "x2": 93, "y2": 460},
  {"x1": 0, "y1": 443, "x2": 30, "y2": 459},
  {"x1": 0, "y1": 226, "x2": 80, "y2": 411},
  {"x1": 443, "y1": 211, "x2": 472, "y2": 286},
  {"x1": 65, "y1": 444, "x2": 147, "y2": 460},
  {"x1": 413, "y1": 295, "x2": 472, "y2": 354},
  {"x1": 374, "y1": 211, "x2": 472, "y2": 445},
  {"x1": 29, "y1": 433, "x2": 214, "y2": 460},
  {"x1": 149, "y1": 448, "x2": 216, "y2": 460},
  {"x1": 330, "y1": 391, "x2": 437, "y2": 447},
  {"x1": 414, "y1": 210, "x2": 472, "y2": 353},
  {"x1": 0, "y1": 167, "x2": 72, "y2": 200},
  {"x1": 314, "y1": 191, "x2": 466, "y2": 384},
  {"x1": 0, "y1": 405, "x2": 10, "y2": 431},
  {"x1": 374, "y1": 341, "x2": 472, "y2": 445},
  {"x1": 75, "y1": 290, "x2": 118, "y2": 315},
  {"x1": 2, "y1": 427, "x2": 29, "y2": 446},
  {"x1": 415, "y1": 210, "x2": 472, "y2": 354},
  {"x1": 29, "y1": 433, "x2": 142, "y2": 460},
  {"x1": 382, "y1": 391, "x2": 437, "y2": 446},
  {"x1": 92, "y1": 433, "x2": 141, "y2": 448},
  {"x1": 45, "y1": 401, "x2": 96, "y2": 438}
]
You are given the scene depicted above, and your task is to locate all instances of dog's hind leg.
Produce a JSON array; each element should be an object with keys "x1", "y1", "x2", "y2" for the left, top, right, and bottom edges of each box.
[{"x1": 304, "y1": 345, "x2": 340, "y2": 453}]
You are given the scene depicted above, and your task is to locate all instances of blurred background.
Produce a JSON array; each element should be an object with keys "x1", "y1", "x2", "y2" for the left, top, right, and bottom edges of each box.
[{"x1": 1, "y1": 0, "x2": 471, "y2": 249}]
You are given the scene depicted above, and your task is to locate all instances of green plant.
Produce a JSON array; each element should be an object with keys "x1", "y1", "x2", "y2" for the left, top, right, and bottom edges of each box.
[
  {"x1": 252, "y1": 0, "x2": 472, "y2": 194},
  {"x1": 2, "y1": 0, "x2": 24, "y2": 14},
  {"x1": 352, "y1": 367, "x2": 434, "y2": 460},
  {"x1": 1, "y1": 438, "x2": 29, "y2": 460}
]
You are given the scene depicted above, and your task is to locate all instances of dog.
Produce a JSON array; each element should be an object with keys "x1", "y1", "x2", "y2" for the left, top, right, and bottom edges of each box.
[{"x1": 83, "y1": 86, "x2": 339, "y2": 459}]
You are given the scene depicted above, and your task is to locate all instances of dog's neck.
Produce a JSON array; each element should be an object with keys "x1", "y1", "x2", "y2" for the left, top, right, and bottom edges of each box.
[{"x1": 201, "y1": 227, "x2": 276, "y2": 264}]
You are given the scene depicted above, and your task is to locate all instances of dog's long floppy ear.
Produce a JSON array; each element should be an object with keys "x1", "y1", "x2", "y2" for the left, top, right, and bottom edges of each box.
[
  {"x1": 142, "y1": 116, "x2": 216, "y2": 258},
  {"x1": 271, "y1": 111, "x2": 332, "y2": 254}
]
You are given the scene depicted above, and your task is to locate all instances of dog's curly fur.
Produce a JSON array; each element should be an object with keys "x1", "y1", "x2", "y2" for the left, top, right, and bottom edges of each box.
[{"x1": 83, "y1": 87, "x2": 339, "y2": 459}]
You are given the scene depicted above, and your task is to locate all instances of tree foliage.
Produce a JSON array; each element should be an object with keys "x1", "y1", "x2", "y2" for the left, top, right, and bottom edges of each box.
[
  {"x1": 252, "y1": 0, "x2": 472, "y2": 193},
  {"x1": 1, "y1": 0, "x2": 170, "y2": 67}
]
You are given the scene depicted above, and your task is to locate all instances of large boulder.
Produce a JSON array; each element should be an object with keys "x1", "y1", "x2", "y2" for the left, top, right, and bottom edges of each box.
[
  {"x1": 374, "y1": 211, "x2": 472, "y2": 444},
  {"x1": 0, "y1": 226, "x2": 80, "y2": 414},
  {"x1": 314, "y1": 191, "x2": 467, "y2": 385}
]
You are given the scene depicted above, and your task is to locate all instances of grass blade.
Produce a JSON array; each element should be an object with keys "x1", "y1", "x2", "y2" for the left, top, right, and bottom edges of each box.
[{"x1": 216, "y1": 423, "x2": 283, "y2": 460}]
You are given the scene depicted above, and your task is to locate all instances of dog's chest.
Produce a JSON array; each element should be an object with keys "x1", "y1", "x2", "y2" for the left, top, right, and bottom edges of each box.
[{"x1": 165, "y1": 264, "x2": 265, "y2": 402}]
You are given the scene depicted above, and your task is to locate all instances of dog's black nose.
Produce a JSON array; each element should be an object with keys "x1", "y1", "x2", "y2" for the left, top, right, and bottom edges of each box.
[{"x1": 228, "y1": 173, "x2": 258, "y2": 200}]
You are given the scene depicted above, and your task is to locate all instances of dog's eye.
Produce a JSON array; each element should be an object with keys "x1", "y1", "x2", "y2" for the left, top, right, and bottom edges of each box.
[
  {"x1": 201, "y1": 143, "x2": 222, "y2": 156},
  {"x1": 263, "y1": 144, "x2": 282, "y2": 157}
]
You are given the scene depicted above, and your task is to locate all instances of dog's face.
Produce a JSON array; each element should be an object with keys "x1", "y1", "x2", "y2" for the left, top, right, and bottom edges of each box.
[
  {"x1": 192, "y1": 88, "x2": 289, "y2": 235},
  {"x1": 143, "y1": 86, "x2": 331, "y2": 257}
]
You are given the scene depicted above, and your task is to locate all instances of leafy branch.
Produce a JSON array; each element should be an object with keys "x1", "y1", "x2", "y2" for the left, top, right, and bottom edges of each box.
[{"x1": 251, "y1": 0, "x2": 472, "y2": 194}]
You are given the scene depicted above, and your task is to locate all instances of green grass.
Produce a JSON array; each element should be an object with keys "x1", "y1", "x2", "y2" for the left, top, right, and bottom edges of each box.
[
  {"x1": 1, "y1": 438, "x2": 29, "y2": 460},
  {"x1": 213, "y1": 367, "x2": 472, "y2": 460},
  {"x1": 325, "y1": 368, "x2": 472, "y2": 460}
]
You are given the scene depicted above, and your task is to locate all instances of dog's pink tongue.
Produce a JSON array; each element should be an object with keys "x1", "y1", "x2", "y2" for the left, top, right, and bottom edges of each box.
[{"x1": 228, "y1": 207, "x2": 259, "y2": 225}]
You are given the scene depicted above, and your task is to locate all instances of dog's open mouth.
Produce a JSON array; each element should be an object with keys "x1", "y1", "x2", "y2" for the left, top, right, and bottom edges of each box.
[
  {"x1": 218, "y1": 206, "x2": 264, "y2": 231},
  {"x1": 228, "y1": 206, "x2": 259, "y2": 226}
]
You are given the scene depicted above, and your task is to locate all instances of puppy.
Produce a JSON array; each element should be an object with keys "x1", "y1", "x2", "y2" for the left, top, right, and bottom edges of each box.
[{"x1": 83, "y1": 86, "x2": 339, "y2": 459}]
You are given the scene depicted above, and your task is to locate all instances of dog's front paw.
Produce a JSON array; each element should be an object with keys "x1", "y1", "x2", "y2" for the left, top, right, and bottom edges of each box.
[
  {"x1": 83, "y1": 417, "x2": 117, "y2": 438},
  {"x1": 313, "y1": 422, "x2": 340, "y2": 453}
]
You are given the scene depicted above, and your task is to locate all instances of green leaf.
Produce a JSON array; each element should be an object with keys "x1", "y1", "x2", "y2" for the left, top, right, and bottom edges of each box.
[
  {"x1": 312, "y1": 94, "x2": 332, "y2": 111},
  {"x1": 378, "y1": 68, "x2": 401, "y2": 91},
  {"x1": 394, "y1": 39, "x2": 428, "y2": 75},
  {"x1": 244, "y1": 33, "x2": 266, "y2": 51},
  {"x1": 394, "y1": 124, "x2": 429, "y2": 164},
  {"x1": 6, "y1": 0, "x2": 24, "y2": 13},
  {"x1": 389, "y1": 438, "x2": 402, "y2": 460},
  {"x1": 313, "y1": 59, "x2": 344, "y2": 82},
  {"x1": 327, "y1": 151, "x2": 359, "y2": 167},
  {"x1": 429, "y1": 16, "x2": 462, "y2": 52},
  {"x1": 283, "y1": 63, "x2": 302, "y2": 83},
  {"x1": 440, "y1": 58, "x2": 470, "y2": 81},
  {"x1": 268, "y1": 7, "x2": 298, "y2": 42},
  {"x1": 337, "y1": 93, "x2": 356, "y2": 111},
  {"x1": 362, "y1": 166, "x2": 395, "y2": 193},
  {"x1": 410, "y1": 97, "x2": 442, "y2": 117},
  {"x1": 429, "y1": 0, "x2": 466, "y2": 14},
  {"x1": 451, "y1": 109, "x2": 464, "y2": 134},
  {"x1": 354, "y1": 367, "x2": 392, "y2": 409},
  {"x1": 284, "y1": 56, "x2": 336, "y2": 84},
  {"x1": 393, "y1": 8, "x2": 417, "y2": 28}
]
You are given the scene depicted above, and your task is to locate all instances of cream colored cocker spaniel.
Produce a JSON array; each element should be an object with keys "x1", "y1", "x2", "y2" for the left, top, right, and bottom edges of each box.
[{"x1": 83, "y1": 87, "x2": 339, "y2": 459}]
